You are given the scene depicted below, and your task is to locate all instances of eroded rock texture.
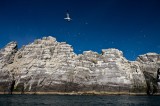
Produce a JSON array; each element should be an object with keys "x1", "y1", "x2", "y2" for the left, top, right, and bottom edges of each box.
[
  {"x1": 0, "y1": 42, "x2": 17, "y2": 93},
  {"x1": 137, "y1": 53, "x2": 160, "y2": 94},
  {"x1": 0, "y1": 36, "x2": 159, "y2": 94}
]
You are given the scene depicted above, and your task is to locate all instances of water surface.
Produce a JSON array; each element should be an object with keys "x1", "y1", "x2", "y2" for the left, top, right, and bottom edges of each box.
[{"x1": 0, "y1": 95, "x2": 160, "y2": 106}]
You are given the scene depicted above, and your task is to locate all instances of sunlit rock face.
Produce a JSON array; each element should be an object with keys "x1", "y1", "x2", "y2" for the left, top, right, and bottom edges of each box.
[
  {"x1": 0, "y1": 42, "x2": 18, "y2": 92},
  {"x1": 137, "y1": 53, "x2": 160, "y2": 94},
  {"x1": 0, "y1": 36, "x2": 159, "y2": 94}
]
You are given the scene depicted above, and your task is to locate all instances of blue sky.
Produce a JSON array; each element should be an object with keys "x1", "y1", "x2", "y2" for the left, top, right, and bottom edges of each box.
[{"x1": 0, "y1": 0, "x2": 160, "y2": 60}]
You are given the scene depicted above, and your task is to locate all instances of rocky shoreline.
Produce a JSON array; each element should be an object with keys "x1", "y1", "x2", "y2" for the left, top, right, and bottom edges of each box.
[
  {"x1": 1, "y1": 91, "x2": 148, "y2": 96},
  {"x1": 0, "y1": 36, "x2": 159, "y2": 95}
]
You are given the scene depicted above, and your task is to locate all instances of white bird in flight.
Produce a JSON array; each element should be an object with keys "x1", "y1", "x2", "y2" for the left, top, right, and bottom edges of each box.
[{"x1": 64, "y1": 10, "x2": 72, "y2": 21}]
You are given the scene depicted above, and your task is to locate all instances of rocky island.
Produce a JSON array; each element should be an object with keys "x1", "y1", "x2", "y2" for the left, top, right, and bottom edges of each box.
[{"x1": 0, "y1": 36, "x2": 159, "y2": 95}]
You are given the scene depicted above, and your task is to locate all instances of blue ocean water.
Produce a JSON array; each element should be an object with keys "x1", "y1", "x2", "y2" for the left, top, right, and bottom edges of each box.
[{"x1": 0, "y1": 95, "x2": 160, "y2": 106}]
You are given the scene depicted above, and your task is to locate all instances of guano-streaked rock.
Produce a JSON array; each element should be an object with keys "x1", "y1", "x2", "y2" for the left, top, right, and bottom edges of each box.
[{"x1": 0, "y1": 36, "x2": 159, "y2": 95}]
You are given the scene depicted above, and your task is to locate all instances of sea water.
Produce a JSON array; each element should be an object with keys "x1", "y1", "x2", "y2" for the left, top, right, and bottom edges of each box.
[{"x1": 0, "y1": 95, "x2": 160, "y2": 106}]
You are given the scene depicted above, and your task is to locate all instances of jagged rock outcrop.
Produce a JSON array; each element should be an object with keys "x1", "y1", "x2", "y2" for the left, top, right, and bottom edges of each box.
[
  {"x1": 0, "y1": 42, "x2": 17, "y2": 93},
  {"x1": 0, "y1": 36, "x2": 159, "y2": 95},
  {"x1": 137, "y1": 53, "x2": 160, "y2": 95}
]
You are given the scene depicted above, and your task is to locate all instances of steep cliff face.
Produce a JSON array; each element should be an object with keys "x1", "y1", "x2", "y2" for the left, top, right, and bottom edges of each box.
[
  {"x1": 137, "y1": 53, "x2": 160, "y2": 94},
  {"x1": 0, "y1": 42, "x2": 17, "y2": 93},
  {"x1": 11, "y1": 36, "x2": 76, "y2": 92},
  {"x1": 0, "y1": 36, "x2": 159, "y2": 94}
]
